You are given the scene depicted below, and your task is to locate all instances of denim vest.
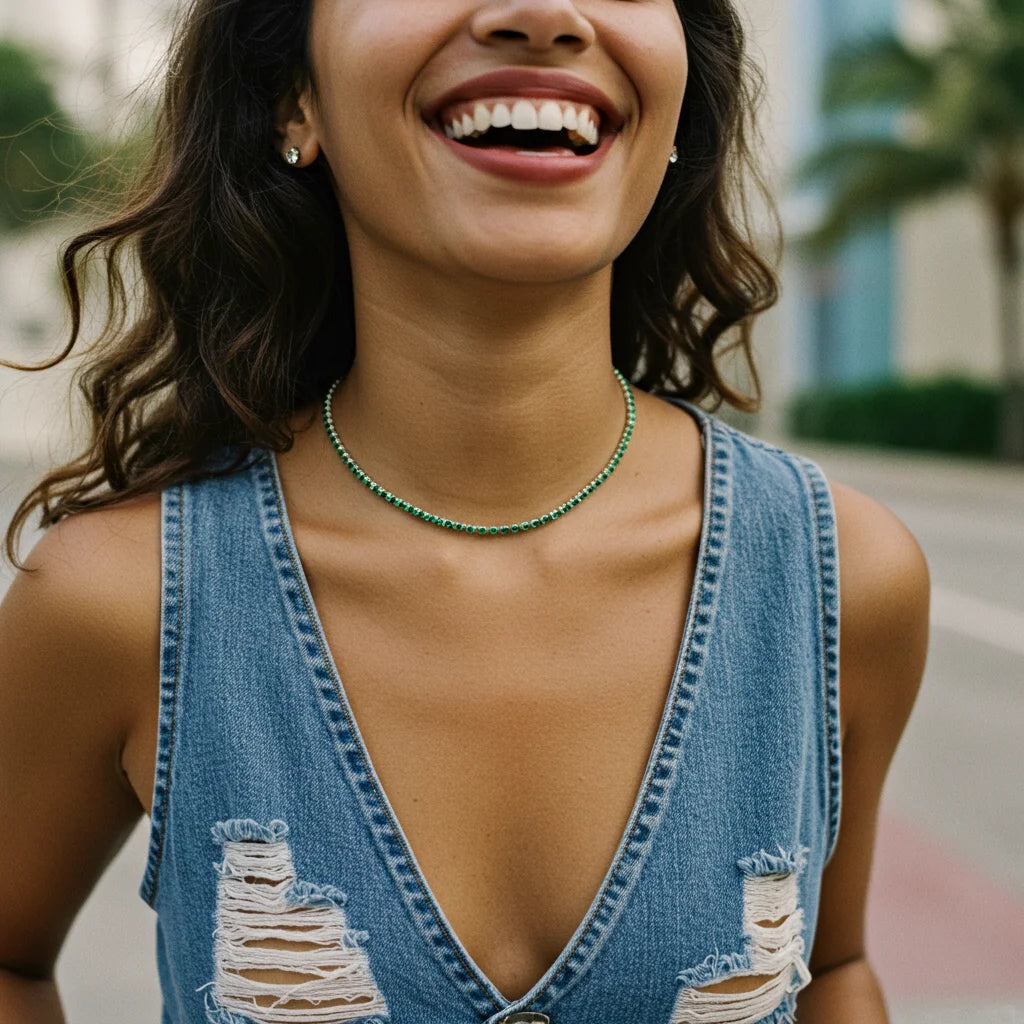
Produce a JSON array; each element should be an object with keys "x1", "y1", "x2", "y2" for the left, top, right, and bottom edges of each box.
[{"x1": 139, "y1": 395, "x2": 841, "y2": 1024}]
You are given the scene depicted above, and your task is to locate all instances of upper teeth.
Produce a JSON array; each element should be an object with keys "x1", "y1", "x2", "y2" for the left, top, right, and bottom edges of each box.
[{"x1": 441, "y1": 97, "x2": 601, "y2": 147}]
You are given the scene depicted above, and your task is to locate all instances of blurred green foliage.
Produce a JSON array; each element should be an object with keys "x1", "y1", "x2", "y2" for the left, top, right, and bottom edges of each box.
[
  {"x1": 0, "y1": 39, "x2": 91, "y2": 233},
  {"x1": 788, "y1": 377, "x2": 1001, "y2": 456},
  {"x1": 0, "y1": 38, "x2": 156, "y2": 237}
]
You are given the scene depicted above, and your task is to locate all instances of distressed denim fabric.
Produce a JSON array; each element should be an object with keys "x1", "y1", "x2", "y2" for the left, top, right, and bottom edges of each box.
[{"x1": 139, "y1": 394, "x2": 841, "y2": 1024}]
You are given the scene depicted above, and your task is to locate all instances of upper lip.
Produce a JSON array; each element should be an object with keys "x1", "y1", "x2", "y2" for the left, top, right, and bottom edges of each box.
[{"x1": 422, "y1": 68, "x2": 626, "y2": 134}]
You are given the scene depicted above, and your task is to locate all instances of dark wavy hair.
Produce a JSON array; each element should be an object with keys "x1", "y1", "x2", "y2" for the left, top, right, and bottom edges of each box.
[{"x1": 3, "y1": 0, "x2": 779, "y2": 570}]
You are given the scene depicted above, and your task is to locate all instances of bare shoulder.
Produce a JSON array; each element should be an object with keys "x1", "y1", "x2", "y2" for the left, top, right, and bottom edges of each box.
[
  {"x1": 0, "y1": 492, "x2": 161, "y2": 975},
  {"x1": 828, "y1": 478, "x2": 930, "y2": 738},
  {"x1": 20, "y1": 488, "x2": 162, "y2": 575},
  {"x1": 11, "y1": 492, "x2": 163, "y2": 720}
]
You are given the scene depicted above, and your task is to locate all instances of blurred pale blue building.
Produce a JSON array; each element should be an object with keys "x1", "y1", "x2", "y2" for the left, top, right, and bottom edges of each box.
[{"x1": 784, "y1": 0, "x2": 897, "y2": 390}]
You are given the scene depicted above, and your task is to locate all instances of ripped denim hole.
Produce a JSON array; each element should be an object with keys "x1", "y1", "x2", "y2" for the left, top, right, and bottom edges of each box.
[
  {"x1": 200, "y1": 818, "x2": 389, "y2": 1023},
  {"x1": 670, "y1": 846, "x2": 812, "y2": 1024}
]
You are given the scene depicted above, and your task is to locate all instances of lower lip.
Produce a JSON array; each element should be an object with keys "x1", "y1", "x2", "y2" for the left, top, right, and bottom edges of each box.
[{"x1": 431, "y1": 127, "x2": 617, "y2": 184}]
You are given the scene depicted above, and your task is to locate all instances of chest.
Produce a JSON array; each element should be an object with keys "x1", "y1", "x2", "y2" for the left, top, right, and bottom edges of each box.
[{"x1": 295, "y1": 517, "x2": 702, "y2": 1003}]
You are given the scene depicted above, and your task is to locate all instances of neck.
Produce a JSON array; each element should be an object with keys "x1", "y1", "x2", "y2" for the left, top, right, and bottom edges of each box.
[{"x1": 326, "y1": 250, "x2": 629, "y2": 525}]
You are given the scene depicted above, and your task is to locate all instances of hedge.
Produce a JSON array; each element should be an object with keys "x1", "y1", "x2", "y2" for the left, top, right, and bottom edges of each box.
[{"x1": 787, "y1": 376, "x2": 1000, "y2": 456}]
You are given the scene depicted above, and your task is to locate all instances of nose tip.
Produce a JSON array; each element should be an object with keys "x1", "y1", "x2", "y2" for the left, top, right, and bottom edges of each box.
[{"x1": 471, "y1": 0, "x2": 596, "y2": 52}]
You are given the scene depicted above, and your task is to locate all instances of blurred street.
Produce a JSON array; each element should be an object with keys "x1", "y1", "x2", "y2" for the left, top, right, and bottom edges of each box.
[{"x1": 2, "y1": 433, "x2": 1022, "y2": 1022}]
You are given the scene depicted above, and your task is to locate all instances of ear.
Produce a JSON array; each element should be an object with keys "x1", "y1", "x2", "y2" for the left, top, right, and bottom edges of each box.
[{"x1": 273, "y1": 78, "x2": 321, "y2": 168}]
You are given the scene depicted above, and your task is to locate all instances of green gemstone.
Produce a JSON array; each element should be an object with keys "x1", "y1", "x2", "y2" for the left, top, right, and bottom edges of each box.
[{"x1": 323, "y1": 366, "x2": 635, "y2": 540}]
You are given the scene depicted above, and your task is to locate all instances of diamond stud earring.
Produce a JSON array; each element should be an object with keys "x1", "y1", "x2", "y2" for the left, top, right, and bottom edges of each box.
[
  {"x1": 668, "y1": 146, "x2": 679, "y2": 165},
  {"x1": 285, "y1": 146, "x2": 301, "y2": 166}
]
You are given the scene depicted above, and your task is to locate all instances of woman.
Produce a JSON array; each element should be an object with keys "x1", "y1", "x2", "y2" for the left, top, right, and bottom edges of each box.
[{"x1": 0, "y1": 0, "x2": 929, "y2": 1021}]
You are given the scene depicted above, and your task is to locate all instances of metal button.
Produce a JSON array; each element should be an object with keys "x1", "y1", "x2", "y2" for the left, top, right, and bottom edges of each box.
[{"x1": 501, "y1": 1015, "x2": 550, "y2": 1024}]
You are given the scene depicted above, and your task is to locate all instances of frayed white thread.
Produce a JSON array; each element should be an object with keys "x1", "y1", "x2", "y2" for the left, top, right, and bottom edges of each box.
[
  {"x1": 211, "y1": 837, "x2": 388, "y2": 1022},
  {"x1": 669, "y1": 872, "x2": 811, "y2": 1024},
  {"x1": 671, "y1": 971, "x2": 795, "y2": 1023}
]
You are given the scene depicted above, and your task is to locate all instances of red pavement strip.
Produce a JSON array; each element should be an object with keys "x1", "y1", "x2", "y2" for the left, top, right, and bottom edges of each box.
[{"x1": 865, "y1": 811, "x2": 1024, "y2": 999}]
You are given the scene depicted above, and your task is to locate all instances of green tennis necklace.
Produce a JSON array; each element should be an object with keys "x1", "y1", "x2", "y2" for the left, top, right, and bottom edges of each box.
[{"x1": 322, "y1": 368, "x2": 636, "y2": 536}]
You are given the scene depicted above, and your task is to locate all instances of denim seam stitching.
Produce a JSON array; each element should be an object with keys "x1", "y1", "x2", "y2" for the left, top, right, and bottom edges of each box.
[
  {"x1": 519, "y1": 407, "x2": 734, "y2": 1012},
  {"x1": 792, "y1": 456, "x2": 842, "y2": 864},
  {"x1": 139, "y1": 482, "x2": 185, "y2": 908},
  {"x1": 254, "y1": 454, "x2": 496, "y2": 1017}
]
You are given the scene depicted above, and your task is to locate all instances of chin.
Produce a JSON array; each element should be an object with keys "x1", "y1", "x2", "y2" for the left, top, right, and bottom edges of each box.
[
  {"x1": 441, "y1": 214, "x2": 623, "y2": 284},
  {"x1": 455, "y1": 242, "x2": 615, "y2": 286}
]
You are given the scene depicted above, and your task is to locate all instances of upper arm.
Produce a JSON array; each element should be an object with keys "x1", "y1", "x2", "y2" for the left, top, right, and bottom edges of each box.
[
  {"x1": 808, "y1": 479, "x2": 930, "y2": 976},
  {"x1": 0, "y1": 496, "x2": 161, "y2": 977}
]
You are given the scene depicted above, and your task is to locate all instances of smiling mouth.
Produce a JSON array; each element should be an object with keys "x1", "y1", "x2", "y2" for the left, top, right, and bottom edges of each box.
[{"x1": 432, "y1": 97, "x2": 608, "y2": 157}]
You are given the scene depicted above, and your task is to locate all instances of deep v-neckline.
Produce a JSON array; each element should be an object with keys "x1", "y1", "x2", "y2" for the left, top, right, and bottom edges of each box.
[{"x1": 256, "y1": 395, "x2": 731, "y2": 1020}]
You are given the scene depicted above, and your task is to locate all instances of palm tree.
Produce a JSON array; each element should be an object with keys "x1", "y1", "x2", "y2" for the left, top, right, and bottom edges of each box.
[{"x1": 793, "y1": 0, "x2": 1024, "y2": 460}]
